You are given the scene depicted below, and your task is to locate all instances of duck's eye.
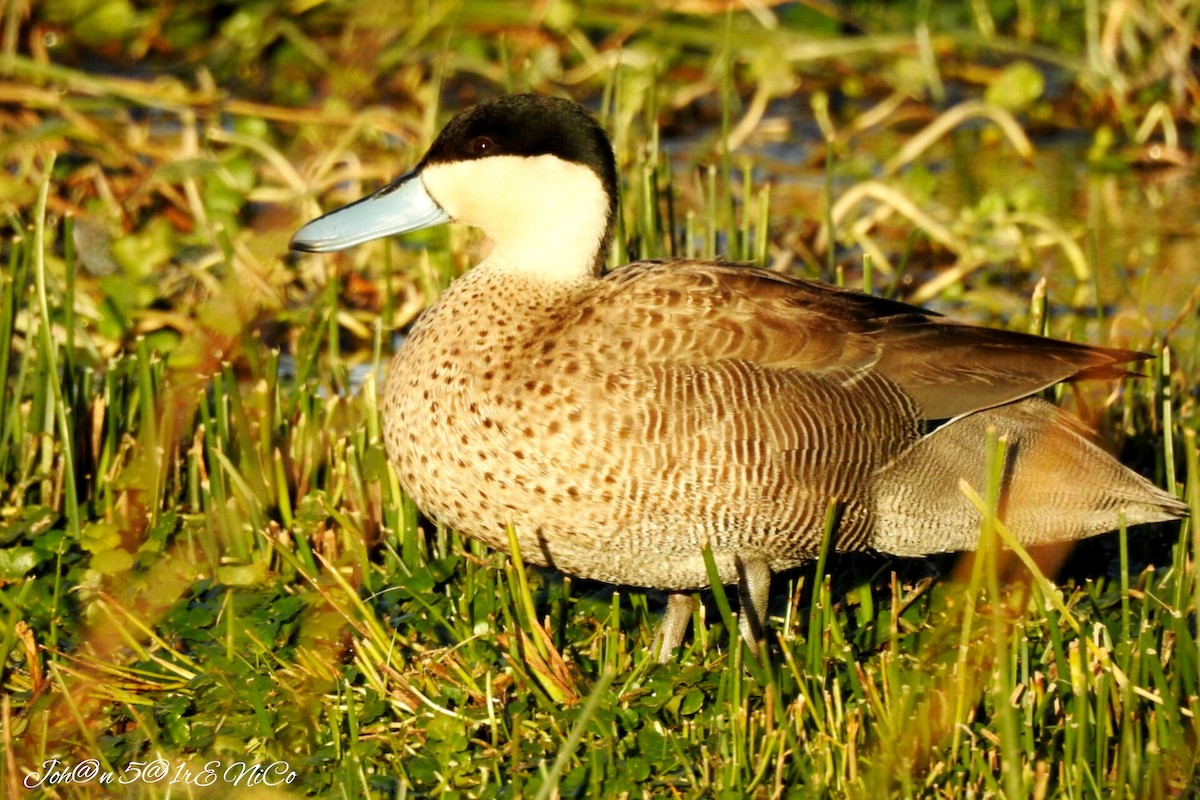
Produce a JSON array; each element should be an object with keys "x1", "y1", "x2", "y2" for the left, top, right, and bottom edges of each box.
[{"x1": 468, "y1": 136, "x2": 495, "y2": 156}]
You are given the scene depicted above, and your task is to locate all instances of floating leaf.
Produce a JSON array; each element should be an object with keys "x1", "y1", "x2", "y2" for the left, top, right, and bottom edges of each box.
[{"x1": 985, "y1": 61, "x2": 1045, "y2": 113}]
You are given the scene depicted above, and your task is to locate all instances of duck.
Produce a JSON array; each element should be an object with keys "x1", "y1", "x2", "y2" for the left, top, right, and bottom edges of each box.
[{"x1": 291, "y1": 93, "x2": 1188, "y2": 662}]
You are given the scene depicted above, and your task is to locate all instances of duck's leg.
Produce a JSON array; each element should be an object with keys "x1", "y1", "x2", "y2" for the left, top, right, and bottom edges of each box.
[
  {"x1": 735, "y1": 555, "x2": 772, "y2": 655},
  {"x1": 654, "y1": 593, "x2": 697, "y2": 663}
]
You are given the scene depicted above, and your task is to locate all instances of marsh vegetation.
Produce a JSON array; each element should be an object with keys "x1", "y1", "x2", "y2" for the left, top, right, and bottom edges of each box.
[{"x1": 2, "y1": 1, "x2": 1198, "y2": 796}]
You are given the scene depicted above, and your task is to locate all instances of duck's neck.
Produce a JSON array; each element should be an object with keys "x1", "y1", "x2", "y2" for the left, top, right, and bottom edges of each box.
[{"x1": 481, "y1": 233, "x2": 605, "y2": 289}]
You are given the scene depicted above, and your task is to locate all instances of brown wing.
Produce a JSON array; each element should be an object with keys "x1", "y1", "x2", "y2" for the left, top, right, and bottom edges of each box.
[
  {"x1": 575, "y1": 260, "x2": 1144, "y2": 419},
  {"x1": 547, "y1": 357, "x2": 923, "y2": 565}
]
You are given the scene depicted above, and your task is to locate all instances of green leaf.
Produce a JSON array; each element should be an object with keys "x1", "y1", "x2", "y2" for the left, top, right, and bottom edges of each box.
[
  {"x1": 0, "y1": 547, "x2": 41, "y2": 579},
  {"x1": 81, "y1": 521, "x2": 122, "y2": 553},
  {"x1": 215, "y1": 559, "x2": 270, "y2": 587},
  {"x1": 91, "y1": 547, "x2": 135, "y2": 574}
]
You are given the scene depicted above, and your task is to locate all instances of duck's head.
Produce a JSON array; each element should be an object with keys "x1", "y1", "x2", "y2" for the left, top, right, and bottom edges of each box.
[{"x1": 290, "y1": 94, "x2": 618, "y2": 281}]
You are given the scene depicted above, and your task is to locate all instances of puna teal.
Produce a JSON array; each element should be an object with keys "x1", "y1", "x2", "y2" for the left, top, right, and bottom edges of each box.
[{"x1": 291, "y1": 93, "x2": 1188, "y2": 662}]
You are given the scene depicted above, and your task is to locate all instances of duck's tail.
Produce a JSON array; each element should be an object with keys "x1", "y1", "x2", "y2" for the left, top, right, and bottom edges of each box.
[{"x1": 870, "y1": 398, "x2": 1188, "y2": 557}]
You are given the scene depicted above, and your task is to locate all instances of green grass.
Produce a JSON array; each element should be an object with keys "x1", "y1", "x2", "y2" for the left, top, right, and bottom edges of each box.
[{"x1": 2, "y1": 1, "x2": 1199, "y2": 797}]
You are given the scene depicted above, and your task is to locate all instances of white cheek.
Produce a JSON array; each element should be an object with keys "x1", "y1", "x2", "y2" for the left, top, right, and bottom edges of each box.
[
  {"x1": 421, "y1": 160, "x2": 490, "y2": 227},
  {"x1": 421, "y1": 155, "x2": 610, "y2": 280}
]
